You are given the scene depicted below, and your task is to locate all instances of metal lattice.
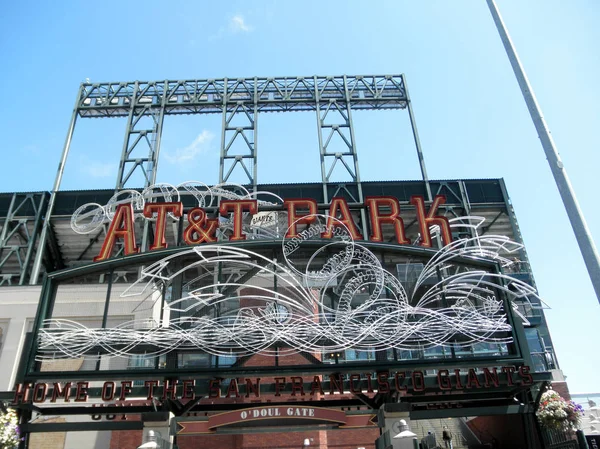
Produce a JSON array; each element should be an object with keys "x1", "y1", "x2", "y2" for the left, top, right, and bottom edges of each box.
[
  {"x1": 29, "y1": 74, "x2": 428, "y2": 284},
  {"x1": 75, "y1": 75, "x2": 411, "y2": 190},
  {"x1": 0, "y1": 193, "x2": 47, "y2": 285}
]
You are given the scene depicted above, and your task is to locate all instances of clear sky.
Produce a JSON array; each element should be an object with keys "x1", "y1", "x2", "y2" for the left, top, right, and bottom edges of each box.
[{"x1": 1, "y1": 1, "x2": 599, "y2": 393}]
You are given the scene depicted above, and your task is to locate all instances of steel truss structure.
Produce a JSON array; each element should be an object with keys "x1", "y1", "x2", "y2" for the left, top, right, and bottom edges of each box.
[
  {"x1": 0, "y1": 192, "x2": 47, "y2": 285},
  {"x1": 28, "y1": 74, "x2": 432, "y2": 284},
  {"x1": 73, "y1": 74, "x2": 425, "y2": 190}
]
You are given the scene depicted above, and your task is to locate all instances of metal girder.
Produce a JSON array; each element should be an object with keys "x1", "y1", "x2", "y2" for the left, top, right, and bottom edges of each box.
[
  {"x1": 29, "y1": 71, "x2": 433, "y2": 285},
  {"x1": 403, "y1": 75, "x2": 432, "y2": 200},
  {"x1": 76, "y1": 75, "x2": 408, "y2": 118},
  {"x1": 80, "y1": 76, "x2": 408, "y2": 191},
  {"x1": 0, "y1": 193, "x2": 47, "y2": 285},
  {"x1": 219, "y1": 80, "x2": 258, "y2": 188},
  {"x1": 116, "y1": 81, "x2": 166, "y2": 189},
  {"x1": 314, "y1": 76, "x2": 368, "y2": 235},
  {"x1": 499, "y1": 179, "x2": 535, "y2": 285},
  {"x1": 316, "y1": 89, "x2": 360, "y2": 186},
  {"x1": 22, "y1": 421, "x2": 143, "y2": 433}
]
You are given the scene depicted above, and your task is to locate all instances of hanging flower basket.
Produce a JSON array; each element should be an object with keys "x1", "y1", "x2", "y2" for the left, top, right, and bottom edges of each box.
[
  {"x1": 537, "y1": 390, "x2": 584, "y2": 431},
  {"x1": 0, "y1": 407, "x2": 22, "y2": 449}
]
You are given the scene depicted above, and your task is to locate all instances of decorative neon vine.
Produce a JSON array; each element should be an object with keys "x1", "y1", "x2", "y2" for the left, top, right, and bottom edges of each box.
[{"x1": 40, "y1": 200, "x2": 545, "y2": 361}]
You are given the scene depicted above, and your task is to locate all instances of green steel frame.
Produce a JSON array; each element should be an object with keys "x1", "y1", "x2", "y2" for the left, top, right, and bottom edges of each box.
[
  {"x1": 0, "y1": 192, "x2": 48, "y2": 285},
  {"x1": 29, "y1": 74, "x2": 431, "y2": 284},
  {"x1": 22, "y1": 240, "x2": 531, "y2": 383}
]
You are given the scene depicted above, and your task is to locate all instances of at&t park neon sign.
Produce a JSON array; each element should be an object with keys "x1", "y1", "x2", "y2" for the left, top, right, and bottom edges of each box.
[
  {"x1": 71, "y1": 182, "x2": 455, "y2": 262},
  {"x1": 46, "y1": 181, "x2": 541, "y2": 364}
]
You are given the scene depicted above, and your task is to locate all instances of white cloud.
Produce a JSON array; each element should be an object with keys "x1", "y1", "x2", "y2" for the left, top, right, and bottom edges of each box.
[
  {"x1": 209, "y1": 15, "x2": 254, "y2": 40},
  {"x1": 230, "y1": 15, "x2": 252, "y2": 33},
  {"x1": 164, "y1": 130, "x2": 214, "y2": 165}
]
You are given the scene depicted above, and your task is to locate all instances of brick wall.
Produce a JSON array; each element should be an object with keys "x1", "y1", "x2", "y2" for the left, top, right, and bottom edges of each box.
[
  {"x1": 109, "y1": 429, "x2": 143, "y2": 449},
  {"x1": 177, "y1": 433, "x2": 241, "y2": 449},
  {"x1": 176, "y1": 428, "x2": 379, "y2": 449},
  {"x1": 552, "y1": 381, "x2": 571, "y2": 401}
]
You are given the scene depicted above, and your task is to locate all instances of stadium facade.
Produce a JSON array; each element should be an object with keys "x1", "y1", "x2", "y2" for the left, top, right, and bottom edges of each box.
[{"x1": 0, "y1": 75, "x2": 567, "y2": 449}]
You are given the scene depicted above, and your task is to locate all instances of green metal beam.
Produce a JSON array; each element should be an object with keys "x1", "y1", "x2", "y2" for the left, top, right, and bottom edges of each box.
[{"x1": 22, "y1": 421, "x2": 143, "y2": 433}]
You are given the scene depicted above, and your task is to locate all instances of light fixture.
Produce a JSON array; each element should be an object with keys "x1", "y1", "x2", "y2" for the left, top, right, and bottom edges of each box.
[
  {"x1": 137, "y1": 443, "x2": 159, "y2": 449},
  {"x1": 303, "y1": 438, "x2": 310, "y2": 446},
  {"x1": 393, "y1": 419, "x2": 417, "y2": 439},
  {"x1": 137, "y1": 430, "x2": 162, "y2": 449}
]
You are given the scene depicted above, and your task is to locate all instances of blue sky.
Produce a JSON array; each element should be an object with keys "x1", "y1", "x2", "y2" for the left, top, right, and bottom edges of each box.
[{"x1": 1, "y1": 1, "x2": 599, "y2": 393}]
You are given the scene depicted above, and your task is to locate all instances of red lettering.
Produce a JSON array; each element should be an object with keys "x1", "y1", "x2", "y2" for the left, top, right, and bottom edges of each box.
[
  {"x1": 244, "y1": 378, "x2": 260, "y2": 398},
  {"x1": 412, "y1": 371, "x2": 425, "y2": 392},
  {"x1": 209, "y1": 379, "x2": 221, "y2": 398},
  {"x1": 101, "y1": 382, "x2": 115, "y2": 401},
  {"x1": 364, "y1": 373, "x2": 374, "y2": 393},
  {"x1": 51, "y1": 382, "x2": 71, "y2": 403},
  {"x1": 182, "y1": 380, "x2": 195, "y2": 400},
  {"x1": 329, "y1": 374, "x2": 344, "y2": 394},
  {"x1": 454, "y1": 369, "x2": 464, "y2": 389},
  {"x1": 274, "y1": 377, "x2": 286, "y2": 396},
  {"x1": 349, "y1": 374, "x2": 362, "y2": 393},
  {"x1": 377, "y1": 372, "x2": 390, "y2": 393},
  {"x1": 321, "y1": 198, "x2": 363, "y2": 240},
  {"x1": 290, "y1": 377, "x2": 305, "y2": 396},
  {"x1": 283, "y1": 199, "x2": 318, "y2": 238},
  {"x1": 119, "y1": 381, "x2": 132, "y2": 401},
  {"x1": 483, "y1": 368, "x2": 499, "y2": 388},
  {"x1": 219, "y1": 200, "x2": 258, "y2": 241},
  {"x1": 410, "y1": 195, "x2": 452, "y2": 247},
  {"x1": 143, "y1": 202, "x2": 183, "y2": 250},
  {"x1": 365, "y1": 196, "x2": 409, "y2": 244},
  {"x1": 437, "y1": 370, "x2": 452, "y2": 390},
  {"x1": 310, "y1": 376, "x2": 324, "y2": 395},
  {"x1": 75, "y1": 381, "x2": 89, "y2": 402},
  {"x1": 225, "y1": 379, "x2": 239, "y2": 398},
  {"x1": 394, "y1": 372, "x2": 408, "y2": 392},
  {"x1": 183, "y1": 207, "x2": 218, "y2": 245},
  {"x1": 518, "y1": 366, "x2": 533, "y2": 386},
  {"x1": 145, "y1": 380, "x2": 159, "y2": 400},
  {"x1": 32, "y1": 383, "x2": 48, "y2": 403},
  {"x1": 94, "y1": 203, "x2": 139, "y2": 261},
  {"x1": 502, "y1": 366, "x2": 516, "y2": 386},
  {"x1": 466, "y1": 368, "x2": 481, "y2": 389},
  {"x1": 163, "y1": 380, "x2": 178, "y2": 400}
]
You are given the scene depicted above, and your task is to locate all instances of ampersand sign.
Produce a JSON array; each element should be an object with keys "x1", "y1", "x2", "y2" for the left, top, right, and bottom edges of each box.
[{"x1": 183, "y1": 208, "x2": 218, "y2": 245}]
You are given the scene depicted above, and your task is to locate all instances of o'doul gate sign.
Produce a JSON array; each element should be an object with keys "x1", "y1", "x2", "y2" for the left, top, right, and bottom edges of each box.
[{"x1": 178, "y1": 406, "x2": 376, "y2": 434}]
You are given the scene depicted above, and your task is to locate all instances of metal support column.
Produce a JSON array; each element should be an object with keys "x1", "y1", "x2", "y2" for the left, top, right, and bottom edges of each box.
[
  {"x1": 457, "y1": 181, "x2": 478, "y2": 239},
  {"x1": 314, "y1": 77, "x2": 328, "y2": 204},
  {"x1": 116, "y1": 81, "x2": 165, "y2": 189},
  {"x1": 218, "y1": 78, "x2": 258, "y2": 190},
  {"x1": 499, "y1": 178, "x2": 536, "y2": 286},
  {"x1": 403, "y1": 74, "x2": 432, "y2": 201},
  {"x1": 19, "y1": 193, "x2": 47, "y2": 285},
  {"x1": 30, "y1": 85, "x2": 82, "y2": 285},
  {"x1": 488, "y1": 0, "x2": 600, "y2": 305},
  {"x1": 315, "y1": 76, "x2": 363, "y2": 209},
  {"x1": 343, "y1": 75, "x2": 368, "y2": 237}
]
